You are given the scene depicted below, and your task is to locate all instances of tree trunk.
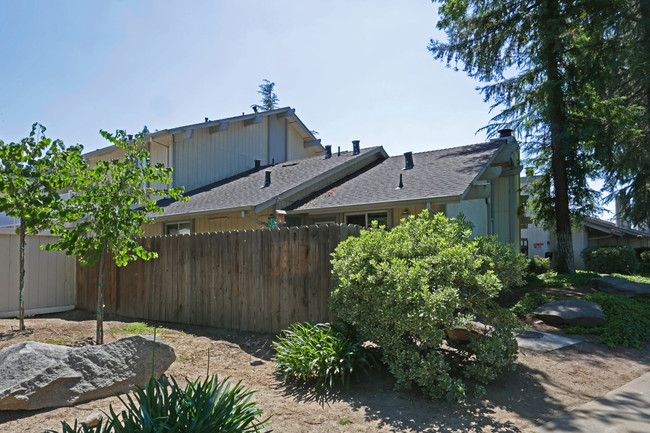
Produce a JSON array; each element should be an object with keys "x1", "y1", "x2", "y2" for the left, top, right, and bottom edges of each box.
[
  {"x1": 18, "y1": 219, "x2": 26, "y2": 331},
  {"x1": 541, "y1": 0, "x2": 575, "y2": 273},
  {"x1": 96, "y1": 248, "x2": 107, "y2": 345}
]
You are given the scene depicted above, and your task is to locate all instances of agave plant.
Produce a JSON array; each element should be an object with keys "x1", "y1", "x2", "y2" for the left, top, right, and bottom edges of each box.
[{"x1": 59, "y1": 374, "x2": 270, "y2": 433}]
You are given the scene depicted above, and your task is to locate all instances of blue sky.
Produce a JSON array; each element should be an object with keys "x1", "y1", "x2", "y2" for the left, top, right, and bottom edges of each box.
[
  {"x1": 0, "y1": 0, "x2": 614, "y2": 218},
  {"x1": 1, "y1": 0, "x2": 494, "y2": 156}
]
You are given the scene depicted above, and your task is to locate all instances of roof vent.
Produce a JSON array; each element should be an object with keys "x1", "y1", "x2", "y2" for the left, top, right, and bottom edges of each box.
[
  {"x1": 498, "y1": 128, "x2": 513, "y2": 138},
  {"x1": 324, "y1": 145, "x2": 332, "y2": 159},
  {"x1": 205, "y1": 117, "x2": 209, "y2": 122},
  {"x1": 395, "y1": 174, "x2": 404, "y2": 190},
  {"x1": 337, "y1": 146, "x2": 341, "y2": 157},
  {"x1": 262, "y1": 170, "x2": 271, "y2": 188},
  {"x1": 403, "y1": 152, "x2": 414, "y2": 170},
  {"x1": 255, "y1": 159, "x2": 261, "y2": 171},
  {"x1": 127, "y1": 134, "x2": 133, "y2": 141},
  {"x1": 352, "y1": 140, "x2": 360, "y2": 155}
]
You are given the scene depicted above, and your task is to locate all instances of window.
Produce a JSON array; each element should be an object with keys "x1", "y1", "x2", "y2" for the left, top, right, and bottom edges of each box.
[
  {"x1": 345, "y1": 212, "x2": 388, "y2": 228},
  {"x1": 165, "y1": 222, "x2": 191, "y2": 235}
]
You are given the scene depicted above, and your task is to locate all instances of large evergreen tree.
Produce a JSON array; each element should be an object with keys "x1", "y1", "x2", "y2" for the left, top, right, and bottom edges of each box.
[
  {"x1": 590, "y1": 0, "x2": 650, "y2": 229},
  {"x1": 429, "y1": 0, "x2": 605, "y2": 273}
]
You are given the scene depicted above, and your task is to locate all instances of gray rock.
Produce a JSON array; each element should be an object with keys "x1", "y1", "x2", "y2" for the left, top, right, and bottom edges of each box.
[
  {"x1": 593, "y1": 276, "x2": 650, "y2": 298},
  {"x1": 0, "y1": 335, "x2": 175, "y2": 410},
  {"x1": 534, "y1": 300, "x2": 607, "y2": 327}
]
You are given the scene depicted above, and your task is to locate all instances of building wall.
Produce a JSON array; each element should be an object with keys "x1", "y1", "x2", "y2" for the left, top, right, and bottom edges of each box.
[
  {"x1": 287, "y1": 125, "x2": 315, "y2": 160},
  {"x1": 446, "y1": 199, "x2": 488, "y2": 237},
  {"x1": 0, "y1": 232, "x2": 75, "y2": 318},
  {"x1": 490, "y1": 173, "x2": 520, "y2": 246},
  {"x1": 172, "y1": 119, "x2": 270, "y2": 192},
  {"x1": 521, "y1": 221, "x2": 551, "y2": 259},
  {"x1": 87, "y1": 147, "x2": 126, "y2": 167}
]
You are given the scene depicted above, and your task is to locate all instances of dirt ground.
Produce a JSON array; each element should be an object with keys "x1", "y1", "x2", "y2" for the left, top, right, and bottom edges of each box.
[{"x1": 0, "y1": 309, "x2": 649, "y2": 433}]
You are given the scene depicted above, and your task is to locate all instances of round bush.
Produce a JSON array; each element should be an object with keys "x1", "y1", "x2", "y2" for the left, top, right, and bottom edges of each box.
[
  {"x1": 330, "y1": 210, "x2": 524, "y2": 401},
  {"x1": 272, "y1": 322, "x2": 376, "y2": 388},
  {"x1": 581, "y1": 247, "x2": 639, "y2": 274}
]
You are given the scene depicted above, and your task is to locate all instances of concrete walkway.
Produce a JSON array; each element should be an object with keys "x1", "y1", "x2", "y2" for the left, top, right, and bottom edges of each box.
[{"x1": 531, "y1": 371, "x2": 650, "y2": 432}]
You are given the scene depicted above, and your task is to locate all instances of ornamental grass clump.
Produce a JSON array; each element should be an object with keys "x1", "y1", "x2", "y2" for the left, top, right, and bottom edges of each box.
[
  {"x1": 59, "y1": 374, "x2": 269, "y2": 433},
  {"x1": 330, "y1": 210, "x2": 526, "y2": 401},
  {"x1": 273, "y1": 322, "x2": 377, "y2": 389}
]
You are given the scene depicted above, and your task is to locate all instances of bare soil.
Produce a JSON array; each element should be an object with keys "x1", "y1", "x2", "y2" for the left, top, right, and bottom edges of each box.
[{"x1": 0, "y1": 309, "x2": 649, "y2": 433}]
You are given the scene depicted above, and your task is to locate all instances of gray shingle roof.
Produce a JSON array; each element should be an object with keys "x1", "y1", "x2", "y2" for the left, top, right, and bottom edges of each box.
[
  {"x1": 156, "y1": 147, "x2": 385, "y2": 217},
  {"x1": 290, "y1": 140, "x2": 504, "y2": 211}
]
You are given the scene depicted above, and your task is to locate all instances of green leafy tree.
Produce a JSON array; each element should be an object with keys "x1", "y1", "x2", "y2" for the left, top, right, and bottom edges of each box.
[
  {"x1": 255, "y1": 79, "x2": 279, "y2": 111},
  {"x1": 47, "y1": 130, "x2": 186, "y2": 344},
  {"x1": 429, "y1": 0, "x2": 611, "y2": 273},
  {"x1": 0, "y1": 124, "x2": 84, "y2": 330}
]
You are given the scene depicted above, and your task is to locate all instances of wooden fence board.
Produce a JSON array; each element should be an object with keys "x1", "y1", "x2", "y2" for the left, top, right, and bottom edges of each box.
[{"x1": 76, "y1": 224, "x2": 360, "y2": 333}]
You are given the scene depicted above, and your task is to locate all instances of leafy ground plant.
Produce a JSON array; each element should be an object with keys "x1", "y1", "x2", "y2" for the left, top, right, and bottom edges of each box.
[
  {"x1": 109, "y1": 322, "x2": 157, "y2": 335},
  {"x1": 59, "y1": 374, "x2": 269, "y2": 433},
  {"x1": 510, "y1": 291, "x2": 650, "y2": 349},
  {"x1": 562, "y1": 293, "x2": 650, "y2": 349},
  {"x1": 525, "y1": 271, "x2": 600, "y2": 288},
  {"x1": 273, "y1": 322, "x2": 377, "y2": 389}
]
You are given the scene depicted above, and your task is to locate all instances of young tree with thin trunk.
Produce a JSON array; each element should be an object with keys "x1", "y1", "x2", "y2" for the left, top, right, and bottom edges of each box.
[
  {"x1": 47, "y1": 129, "x2": 186, "y2": 344},
  {"x1": 0, "y1": 124, "x2": 83, "y2": 330}
]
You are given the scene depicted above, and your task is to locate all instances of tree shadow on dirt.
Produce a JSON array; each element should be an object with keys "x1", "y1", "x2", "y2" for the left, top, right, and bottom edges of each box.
[{"x1": 277, "y1": 361, "x2": 566, "y2": 432}]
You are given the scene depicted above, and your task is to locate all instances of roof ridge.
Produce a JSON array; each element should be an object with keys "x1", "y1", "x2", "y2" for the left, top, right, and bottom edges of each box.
[{"x1": 385, "y1": 140, "x2": 502, "y2": 158}]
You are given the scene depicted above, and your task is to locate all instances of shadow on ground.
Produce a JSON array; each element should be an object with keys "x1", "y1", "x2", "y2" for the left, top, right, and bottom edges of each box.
[{"x1": 276, "y1": 360, "x2": 565, "y2": 433}]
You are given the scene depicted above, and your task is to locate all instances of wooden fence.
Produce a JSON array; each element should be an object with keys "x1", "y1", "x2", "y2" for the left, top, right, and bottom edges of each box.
[
  {"x1": 76, "y1": 224, "x2": 361, "y2": 333},
  {"x1": 0, "y1": 230, "x2": 75, "y2": 318}
]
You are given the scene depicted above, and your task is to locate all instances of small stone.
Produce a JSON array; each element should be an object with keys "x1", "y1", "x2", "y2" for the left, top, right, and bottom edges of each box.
[
  {"x1": 534, "y1": 300, "x2": 606, "y2": 327},
  {"x1": 84, "y1": 413, "x2": 102, "y2": 428}
]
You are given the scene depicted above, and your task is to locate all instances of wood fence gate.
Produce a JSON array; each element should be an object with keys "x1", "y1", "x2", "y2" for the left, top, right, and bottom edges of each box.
[{"x1": 76, "y1": 224, "x2": 360, "y2": 333}]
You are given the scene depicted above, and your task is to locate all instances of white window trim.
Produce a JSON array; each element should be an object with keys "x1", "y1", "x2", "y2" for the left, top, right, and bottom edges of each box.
[
  {"x1": 344, "y1": 210, "x2": 390, "y2": 228},
  {"x1": 165, "y1": 221, "x2": 192, "y2": 235}
]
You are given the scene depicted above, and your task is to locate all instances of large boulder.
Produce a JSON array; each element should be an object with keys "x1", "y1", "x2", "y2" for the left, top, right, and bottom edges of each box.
[
  {"x1": 0, "y1": 335, "x2": 175, "y2": 410},
  {"x1": 534, "y1": 300, "x2": 607, "y2": 327},
  {"x1": 593, "y1": 277, "x2": 650, "y2": 298}
]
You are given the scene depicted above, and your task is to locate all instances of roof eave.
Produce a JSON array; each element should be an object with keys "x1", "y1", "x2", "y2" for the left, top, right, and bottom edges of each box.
[{"x1": 289, "y1": 195, "x2": 461, "y2": 215}]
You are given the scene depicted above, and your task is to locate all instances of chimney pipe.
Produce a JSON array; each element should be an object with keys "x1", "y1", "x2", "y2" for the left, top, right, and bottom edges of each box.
[
  {"x1": 254, "y1": 159, "x2": 261, "y2": 171},
  {"x1": 498, "y1": 128, "x2": 513, "y2": 138},
  {"x1": 352, "y1": 140, "x2": 360, "y2": 155},
  {"x1": 396, "y1": 174, "x2": 404, "y2": 189},
  {"x1": 324, "y1": 145, "x2": 332, "y2": 159},
  {"x1": 205, "y1": 117, "x2": 209, "y2": 122},
  {"x1": 337, "y1": 146, "x2": 341, "y2": 156},
  {"x1": 403, "y1": 152, "x2": 414, "y2": 170},
  {"x1": 127, "y1": 134, "x2": 133, "y2": 141},
  {"x1": 262, "y1": 170, "x2": 271, "y2": 188}
]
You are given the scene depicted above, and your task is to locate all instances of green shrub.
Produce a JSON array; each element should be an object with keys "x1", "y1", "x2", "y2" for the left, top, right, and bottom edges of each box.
[
  {"x1": 527, "y1": 255, "x2": 551, "y2": 275},
  {"x1": 581, "y1": 247, "x2": 639, "y2": 274},
  {"x1": 563, "y1": 293, "x2": 650, "y2": 349},
  {"x1": 510, "y1": 292, "x2": 551, "y2": 317},
  {"x1": 475, "y1": 236, "x2": 529, "y2": 287},
  {"x1": 641, "y1": 251, "x2": 650, "y2": 263},
  {"x1": 330, "y1": 210, "x2": 524, "y2": 402},
  {"x1": 60, "y1": 374, "x2": 269, "y2": 432},
  {"x1": 272, "y1": 322, "x2": 376, "y2": 388}
]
